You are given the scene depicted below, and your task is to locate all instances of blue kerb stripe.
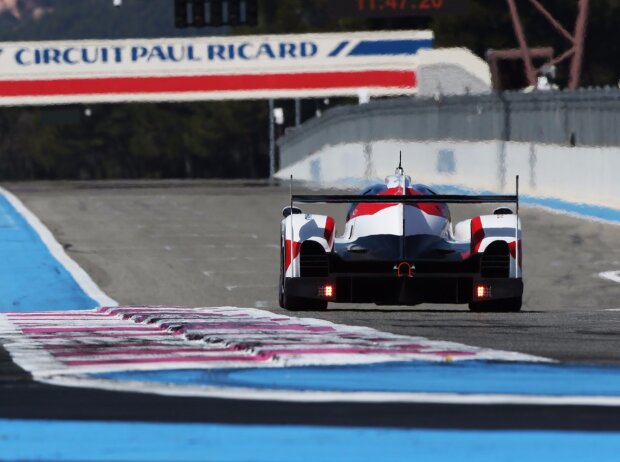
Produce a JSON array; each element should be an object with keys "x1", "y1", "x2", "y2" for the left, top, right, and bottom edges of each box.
[
  {"x1": 0, "y1": 192, "x2": 98, "y2": 312},
  {"x1": 348, "y1": 39, "x2": 433, "y2": 56},
  {"x1": 520, "y1": 195, "x2": 620, "y2": 223},
  {"x1": 96, "y1": 361, "x2": 620, "y2": 397},
  {"x1": 328, "y1": 40, "x2": 350, "y2": 57},
  {"x1": 432, "y1": 184, "x2": 620, "y2": 224},
  {"x1": 2, "y1": 419, "x2": 620, "y2": 462}
]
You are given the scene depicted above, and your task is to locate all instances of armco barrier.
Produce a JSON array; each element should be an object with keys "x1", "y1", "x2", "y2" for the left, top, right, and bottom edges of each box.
[
  {"x1": 275, "y1": 140, "x2": 620, "y2": 212},
  {"x1": 277, "y1": 88, "x2": 620, "y2": 170}
]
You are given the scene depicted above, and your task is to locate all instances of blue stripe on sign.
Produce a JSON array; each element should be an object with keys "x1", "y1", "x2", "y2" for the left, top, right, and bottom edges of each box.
[
  {"x1": 2, "y1": 419, "x2": 620, "y2": 462},
  {"x1": 0, "y1": 192, "x2": 98, "y2": 312},
  {"x1": 432, "y1": 184, "x2": 620, "y2": 224},
  {"x1": 328, "y1": 40, "x2": 350, "y2": 57},
  {"x1": 96, "y1": 361, "x2": 620, "y2": 397},
  {"x1": 348, "y1": 39, "x2": 433, "y2": 56}
]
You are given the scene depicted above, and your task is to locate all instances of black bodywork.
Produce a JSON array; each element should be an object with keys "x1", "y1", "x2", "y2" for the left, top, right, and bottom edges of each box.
[{"x1": 285, "y1": 234, "x2": 523, "y2": 306}]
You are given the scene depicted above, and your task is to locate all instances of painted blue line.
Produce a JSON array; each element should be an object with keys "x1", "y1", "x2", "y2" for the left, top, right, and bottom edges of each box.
[
  {"x1": 96, "y1": 361, "x2": 620, "y2": 397},
  {"x1": 520, "y1": 195, "x2": 620, "y2": 223},
  {"x1": 328, "y1": 40, "x2": 350, "y2": 57},
  {"x1": 348, "y1": 39, "x2": 433, "y2": 56},
  {"x1": 432, "y1": 184, "x2": 620, "y2": 224},
  {"x1": 0, "y1": 192, "x2": 98, "y2": 312},
  {"x1": 2, "y1": 419, "x2": 620, "y2": 462}
]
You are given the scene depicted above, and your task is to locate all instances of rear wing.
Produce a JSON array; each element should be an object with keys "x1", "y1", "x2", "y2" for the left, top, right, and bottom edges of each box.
[
  {"x1": 291, "y1": 177, "x2": 519, "y2": 206},
  {"x1": 292, "y1": 194, "x2": 518, "y2": 204}
]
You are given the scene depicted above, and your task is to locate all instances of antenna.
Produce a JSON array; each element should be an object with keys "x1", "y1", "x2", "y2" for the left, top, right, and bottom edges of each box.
[{"x1": 396, "y1": 151, "x2": 404, "y2": 175}]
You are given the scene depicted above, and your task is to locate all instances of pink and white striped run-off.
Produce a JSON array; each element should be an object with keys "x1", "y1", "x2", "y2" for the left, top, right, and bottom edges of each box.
[{"x1": 0, "y1": 307, "x2": 542, "y2": 378}]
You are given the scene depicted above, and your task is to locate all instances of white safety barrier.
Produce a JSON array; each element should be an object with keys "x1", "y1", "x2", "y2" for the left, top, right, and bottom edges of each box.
[{"x1": 275, "y1": 140, "x2": 620, "y2": 211}]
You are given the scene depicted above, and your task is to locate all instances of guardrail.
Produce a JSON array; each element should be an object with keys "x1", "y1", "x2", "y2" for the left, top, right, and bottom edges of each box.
[{"x1": 277, "y1": 87, "x2": 620, "y2": 170}]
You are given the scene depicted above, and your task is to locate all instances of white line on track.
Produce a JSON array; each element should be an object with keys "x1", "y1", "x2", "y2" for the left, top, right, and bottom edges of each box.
[
  {"x1": 599, "y1": 271, "x2": 620, "y2": 284},
  {"x1": 206, "y1": 270, "x2": 269, "y2": 276},
  {"x1": 44, "y1": 375, "x2": 620, "y2": 407},
  {"x1": 226, "y1": 284, "x2": 273, "y2": 292},
  {"x1": 0, "y1": 187, "x2": 118, "y2": 308}
]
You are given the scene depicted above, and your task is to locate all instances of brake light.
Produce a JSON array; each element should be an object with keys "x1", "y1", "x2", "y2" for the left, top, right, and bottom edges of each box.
[
  {"x1": 475, "y1": 285, "x2": 491, "y2": 300},
  {"x1": 319, "y1": 285, "x2": 335, "y2": 298}
]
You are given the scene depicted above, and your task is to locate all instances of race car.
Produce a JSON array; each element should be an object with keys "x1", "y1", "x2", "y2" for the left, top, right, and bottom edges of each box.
[{"x1": 279, "y1": 161, "x2": 523, "y2": 312}]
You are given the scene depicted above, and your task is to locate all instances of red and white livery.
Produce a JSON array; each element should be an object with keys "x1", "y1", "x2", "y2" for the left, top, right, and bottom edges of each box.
[{"x1": 280, "y1": 161, "x2": 523, "y2": 312}]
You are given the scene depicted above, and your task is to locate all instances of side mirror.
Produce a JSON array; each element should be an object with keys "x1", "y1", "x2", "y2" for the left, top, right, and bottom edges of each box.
[
  {"x1": 494, "y1": 207, "x2": 514, "y2": 215},
  {"x1": 282, "y1": 206, "x2": 303, "y2": 218}
]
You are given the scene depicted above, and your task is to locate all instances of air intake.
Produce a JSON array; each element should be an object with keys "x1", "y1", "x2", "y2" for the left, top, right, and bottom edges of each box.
[
  {"x1": 480, "y1": 241, "x2": 510, "y2": 278},
  {"x1": 300, "y1": 241, "x2": 329, "y2": 277}
]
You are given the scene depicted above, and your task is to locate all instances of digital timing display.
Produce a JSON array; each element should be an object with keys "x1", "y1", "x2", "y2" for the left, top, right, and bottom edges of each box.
[{"x1": 329, "y1": 0, "x2": 469, "y2": 17}]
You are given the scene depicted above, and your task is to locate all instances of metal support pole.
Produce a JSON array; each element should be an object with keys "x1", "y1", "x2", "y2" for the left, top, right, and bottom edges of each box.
[
  {"x1": 506, "y1": 0, "x2": 537, "y2": 86},
  {"x1": 487, "y1": 48, "x2": 554, "y2": 90},
  {"x1": 569, "y1": 0, "x2": 589, "y2": 89},
  {"x1": 486, "y1": 50, "x2": 502, "y2": 90},
  {"x1": 527, "y1": 0, "x2": 574, "y2": 43},
  {"x1": 506, "y1": 0, "x2": 589, "y2": 90},
  {"x1": 295, "y1": 98, "x2": 301, "y2": 127},
  {"x1": 268, "y1": 98, "x2": 275, "y2": 179}
]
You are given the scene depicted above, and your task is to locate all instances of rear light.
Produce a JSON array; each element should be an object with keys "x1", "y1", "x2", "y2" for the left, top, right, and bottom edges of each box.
[
  {"x1": 475, "y1": 285, "x2": 492, "y2": 300},
  {"x1": 319, "y1": 284, "x2": 335, "y2": 299}
]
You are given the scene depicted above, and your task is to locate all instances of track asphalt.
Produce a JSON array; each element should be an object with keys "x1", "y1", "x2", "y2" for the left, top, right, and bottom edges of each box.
[
  {"x1": 5, "y1": 180, "x2": 619, "y2": 363},
  {"x1": 1, "y1": 180, "x2": 620, "y2": 454}
]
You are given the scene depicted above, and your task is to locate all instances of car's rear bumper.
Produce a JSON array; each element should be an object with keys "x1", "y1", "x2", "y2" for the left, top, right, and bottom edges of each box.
[{"x1": 285, "y1": 276, "x2": 523, "y2": 305}]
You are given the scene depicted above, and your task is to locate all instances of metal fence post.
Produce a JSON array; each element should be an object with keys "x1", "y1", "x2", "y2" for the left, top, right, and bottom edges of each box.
[{"x1": 269, "y1": 98, "x2": 275, "y2": 179}]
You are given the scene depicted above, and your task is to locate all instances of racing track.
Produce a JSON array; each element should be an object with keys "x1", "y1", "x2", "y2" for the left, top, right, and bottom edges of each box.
[
  {"x1": 2, "y1": 179, "x2": 620, "y2": 459},
  {"x1": 6, "y1": 180, "x2": 620, "y2": 363}
]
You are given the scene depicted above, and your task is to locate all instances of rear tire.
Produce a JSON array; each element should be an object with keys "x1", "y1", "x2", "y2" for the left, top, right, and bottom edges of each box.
[{"x1": 469, "y1": 297, "x2": 522, "y2": 313}]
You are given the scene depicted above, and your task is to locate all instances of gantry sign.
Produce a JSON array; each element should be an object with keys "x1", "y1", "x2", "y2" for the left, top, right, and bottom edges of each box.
[{"x1": 0, "y1": 31, "x2": 433, "y2": 106}]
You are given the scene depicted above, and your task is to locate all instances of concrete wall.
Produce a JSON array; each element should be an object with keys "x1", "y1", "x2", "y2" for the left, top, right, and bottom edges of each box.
[
  {"x1": 275, "y1": 140, "x2": 620, "y2": 210},
  {"x1": 278, "y1": 89, "x2": 620, "y2": 172}
]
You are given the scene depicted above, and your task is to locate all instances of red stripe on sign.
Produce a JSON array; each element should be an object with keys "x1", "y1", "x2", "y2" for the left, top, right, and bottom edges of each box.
[{"x1": 0, "y1": 71, "x2": 416, "y2": 97}]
